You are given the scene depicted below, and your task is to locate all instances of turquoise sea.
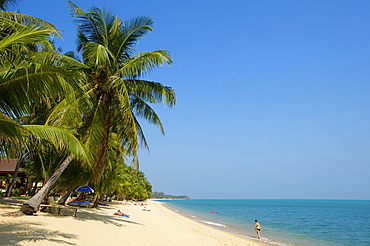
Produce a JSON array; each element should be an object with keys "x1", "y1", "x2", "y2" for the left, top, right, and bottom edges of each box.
[{"x1": 161, "y1": 199, "x2": 370, "y2": 246}]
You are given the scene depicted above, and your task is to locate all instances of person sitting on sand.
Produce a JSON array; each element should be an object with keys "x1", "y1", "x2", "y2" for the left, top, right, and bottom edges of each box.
[
  {"x1": 254, "y1": 220, "x2": 262, "y2": 239},
  {"x1": 116, "y1": 210, "x2": 130, "y2": 217}
]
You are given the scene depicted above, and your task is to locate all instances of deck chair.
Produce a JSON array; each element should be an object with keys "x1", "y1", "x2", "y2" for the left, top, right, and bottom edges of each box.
[{"x1": 40, "y1": 196, "x2": 78, "y2": 217}]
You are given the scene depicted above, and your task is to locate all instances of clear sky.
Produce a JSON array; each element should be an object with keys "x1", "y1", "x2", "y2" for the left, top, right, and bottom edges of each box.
[{"x1": 16, "y1": 0, "x2": 370, "y2": 199}]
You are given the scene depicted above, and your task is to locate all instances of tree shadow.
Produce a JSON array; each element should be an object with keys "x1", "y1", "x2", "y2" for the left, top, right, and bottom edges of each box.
[
  {"x1": 0, "y1": 198, "x2": 144, "y2": 243},
  {"x1": 70, "y1": 206, "x2": 144, "y2": 227},
  {"x1": 0, "y1": 220, "x2": 78, "y2": 246},
  {"x1": 0, "y1": 197, "x2": 28, "y2": 210},
  {"x1": 35, "y1": 205, "x2": 144, "y2": 227}
]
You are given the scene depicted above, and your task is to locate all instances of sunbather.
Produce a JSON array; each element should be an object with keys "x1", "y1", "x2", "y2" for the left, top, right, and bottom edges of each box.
[{"x1": 115, "y1": 210, "x2": 130, "y2": 217}]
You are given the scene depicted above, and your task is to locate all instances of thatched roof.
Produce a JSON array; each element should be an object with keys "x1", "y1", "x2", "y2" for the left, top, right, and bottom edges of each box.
[{"x1": 0, "y1": 159, "x2": 23, "y2": 174}]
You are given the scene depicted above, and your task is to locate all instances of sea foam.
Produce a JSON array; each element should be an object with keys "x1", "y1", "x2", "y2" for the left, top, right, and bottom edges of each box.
[{"x1": 200, "y1": 220, "x2": 227, "y2": 227}]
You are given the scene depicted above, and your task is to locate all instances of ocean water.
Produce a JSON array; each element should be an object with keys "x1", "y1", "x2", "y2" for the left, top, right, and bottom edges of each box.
[{"x1": 161, "y1": 199, "x2": 370, "y2": 246}]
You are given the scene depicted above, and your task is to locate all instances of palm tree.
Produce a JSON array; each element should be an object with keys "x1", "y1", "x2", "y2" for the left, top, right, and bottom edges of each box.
[
  {"x1": 19, "y1": 125, "x2": 88, "y2": 214},
  {"x1": 64, "y1": 1, "x2": 176, "y2": 185},
  {"x1": 0, "y1": 8, "x2": 89, "y2": 214},
  {"x1": 0, "y1": 7, "x2": 85, "y2": 139},
  {"x1": 1, "y1": 1, "x2": 175, "y2": 213}
]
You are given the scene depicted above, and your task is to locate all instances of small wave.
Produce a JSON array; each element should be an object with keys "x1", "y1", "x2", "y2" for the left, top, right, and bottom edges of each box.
[
  {"x1": 200, "y1": 220, "x2": 227, "y2": 227},
  {"x1": 261, "y1": 237, "x2": 293, "y2": 246},
  {"x1": 191, "y1": 215, "x2": 197, "y2": 218},
  {"x1": 237, "y1": 235, "x2": 292, "y2": 246}
]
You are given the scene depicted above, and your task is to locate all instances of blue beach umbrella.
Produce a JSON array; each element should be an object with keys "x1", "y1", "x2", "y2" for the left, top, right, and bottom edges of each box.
[{"x1": 76, "y1": 186, "x2": 94, "y2": 193}]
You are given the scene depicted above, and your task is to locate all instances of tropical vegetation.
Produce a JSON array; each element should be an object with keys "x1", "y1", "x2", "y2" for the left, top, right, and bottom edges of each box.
[
  {"x1": 151, "y1": 191, "x2": 190, "y2": 200},
  {"x1": 0, "y1": 0, "x2": 175, "y2": 214}
]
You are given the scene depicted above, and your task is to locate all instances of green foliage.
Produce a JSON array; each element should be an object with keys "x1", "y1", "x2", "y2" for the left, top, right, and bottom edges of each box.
[
  {"x1": 0, "y1": 2, "x2": 173, "y2": 205},
  {"x1": 0, "y1": 7, "x2": 88, "y2": 159},
  {"x1": 59, "y1": 1, "x2": 176, "y2": 184},
  {"x1": 96, "y1": 161, "x2": 152, "y2": 201},
  {"x1": 151, "y1": 191, "x2": 190, "y2": 200},
  {"x1": 11, "y1": 187, "x2": 23, "y2": 196},
  {"x1": 0, "y1": 0, "x2": 19, "y2": 11}
]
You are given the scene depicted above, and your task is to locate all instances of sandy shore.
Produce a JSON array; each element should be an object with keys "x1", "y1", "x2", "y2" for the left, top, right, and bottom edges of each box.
[{"x1": 0, "y1": 197, "x2": 266, "y2": 246}]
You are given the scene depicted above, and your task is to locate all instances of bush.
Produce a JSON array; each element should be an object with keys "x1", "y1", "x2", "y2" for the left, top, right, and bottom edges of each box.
[{"x1": 12, "y1": 188, "x2": 23, "y2": 196}]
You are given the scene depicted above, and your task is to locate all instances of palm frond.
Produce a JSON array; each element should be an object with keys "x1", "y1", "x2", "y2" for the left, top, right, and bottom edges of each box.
[
  {"x1": 0, "y1": 11, "x2": 61, "y2": 38},
  {"x1": 114, "y1": 93, "x2": 143, "y2": 153},
  {"x1": 88, "y1": 5, "x2": 117, "y2": 46},
  {"x1": 0, "y1": 16, "x2": 27, "y2": 33},
  {"x1": 44, "y1": 97, "x2": 82, "y2": 131},
  {"x1": 23, "y1": 125, "x2": 88, "y2": 161},
  {"x1": 0, "y1": 0, "x2": 19, "y2": 11},
  {"x1": 82, "y1": 42, "x2": 115, "y2": 68},
  {"x1": 31, "y1": 51, "x2": 90, "y2": 70},
  {"x1": 68, "y1": 1, "x2": 104, "y2": 44},
  {"x1": 0, "y1": 25, "x2": 51, "y2": 50},
  {"x1": 0, "y1": 112, "x2": 24, "y2": 142},
  {"x1": 116, "y1": 16, "x2": 153, "y2": 59},
  {"x1": 118, "y1": 50, "x2": 172, "y2": 78},
  {"x1": 129, "y1": 95, "x2": 165, "y2": 134},
  {"x1": 0, "y1": 63, "x2": 77, "y2": 118},
  {"x1": 125, "y1": 79, "x2": 176, "y2": 107}
]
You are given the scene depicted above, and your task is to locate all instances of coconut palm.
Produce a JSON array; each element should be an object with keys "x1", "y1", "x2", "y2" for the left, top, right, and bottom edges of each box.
[
  {"x1": 0, "y1": 8, "x2": 85, "y2": 137},
  {"x1": 18, "y1": 125, "x2": 88, "y2": 214},
  {"x1": 0, "y1": 8, "x2": 90, "y2": 214},
  {"x1": 64, "y1": 1, "x2": 176, "y2": 185},
  {"x1": 119, "y1": 166, "x2": 151, "y2": 200}
]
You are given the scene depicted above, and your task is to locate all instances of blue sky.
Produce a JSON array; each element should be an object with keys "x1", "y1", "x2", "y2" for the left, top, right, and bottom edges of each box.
[{"x1": 16, "y1": 0, "x2": 370, "y2": 199}]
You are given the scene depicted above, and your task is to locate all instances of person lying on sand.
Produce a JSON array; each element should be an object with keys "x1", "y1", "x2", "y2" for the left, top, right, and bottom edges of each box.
[{"x1": 115, "y1": 210, "x2": 130, "y2": 217}]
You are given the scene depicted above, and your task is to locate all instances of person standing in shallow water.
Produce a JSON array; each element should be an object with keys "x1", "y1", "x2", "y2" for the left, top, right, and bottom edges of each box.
[{"x1": 254, "y1": 219, "x2": 262, "y2": 239}]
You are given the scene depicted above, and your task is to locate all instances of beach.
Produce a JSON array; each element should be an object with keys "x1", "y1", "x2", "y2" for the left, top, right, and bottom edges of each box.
[{"x1": 0, "y1": 198, "x2": 266, "y2": 246}]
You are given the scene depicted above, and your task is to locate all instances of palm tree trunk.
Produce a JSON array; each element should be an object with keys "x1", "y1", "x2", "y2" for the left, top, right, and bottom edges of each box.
[
  {"x1": 58, "y1": 188, "x2": 74, "y2": 205},
  {"x1": 30, "y1": 180, "x2": 39, "y2": 196},
  {"x1": 20, "y1": 156, "x2": 74, "y2": 215},
  {"x1": 92, "y1": 193, "x2": 100, "y2": 208},
  {"x1": 4, "y1": 157, "x2": 24, "y2": 197},
  {"x1": 92, "y1": 105, "x2": 111, "y2": 184}
]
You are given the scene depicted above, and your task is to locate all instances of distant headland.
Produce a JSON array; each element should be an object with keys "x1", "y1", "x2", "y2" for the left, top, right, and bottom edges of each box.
[{"x1": 151, "y1": 191, "x2": 191, "y2": 200}]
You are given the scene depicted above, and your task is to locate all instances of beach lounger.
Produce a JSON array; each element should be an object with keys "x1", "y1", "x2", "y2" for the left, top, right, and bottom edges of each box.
[
  {"x1": 40, "y1": 197, "x2": 78, "y2": 217},
  {"x1": 68, "y1": 200, "x2": 92, "y2": 208}
]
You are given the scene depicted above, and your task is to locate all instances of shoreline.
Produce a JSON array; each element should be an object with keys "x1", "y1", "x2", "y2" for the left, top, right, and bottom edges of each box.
[
  {"x1": 160, "y1": 200, "x2": 273, "y2": 246},
  {"x1": 155, "y1": 200, "x2": 268, "y2": 246},
  {"x1": 0, "y1": 197, "x2": 266, "y2": 245}
]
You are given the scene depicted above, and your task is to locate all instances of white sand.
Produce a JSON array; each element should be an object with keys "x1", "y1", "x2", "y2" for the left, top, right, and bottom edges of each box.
[{"x1": 0, "y1": 197, "x2": 266, "y2": 246}]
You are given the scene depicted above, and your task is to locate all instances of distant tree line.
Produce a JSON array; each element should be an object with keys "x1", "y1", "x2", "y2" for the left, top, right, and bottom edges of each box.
[{"x1": 151, "y1": 191, "x2": 190, "y2": 199}]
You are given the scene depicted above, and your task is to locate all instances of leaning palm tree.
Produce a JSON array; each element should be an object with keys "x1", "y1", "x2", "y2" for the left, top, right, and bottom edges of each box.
[
  {"x1": 19, "y1": 125, "x2": 88, "y2": 215},
  {"x1": 0, "y1": 8, "x2": 77, "y2": 191},
  {"x1": 64, "y1": 1, "x2": 176, "y2": 185},
  {"x1": 0, "y1": 8, "x2": 90, "y2": 214}
]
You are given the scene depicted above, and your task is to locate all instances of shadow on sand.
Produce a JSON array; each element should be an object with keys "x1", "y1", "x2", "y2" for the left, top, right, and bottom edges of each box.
[
  {"x1": 0, "y1": 220, "x2": 78, "y2": 246},
  {"x1": 70, "y1": 205, "x2": 144, "y2": 227},
  {"x1": 1, "y1": 197, "x2": 142, "y2": 226},
  {"x1": 0, "y1": 197, "x2": 28, "y2": 210},
  {"x1": 0, "y1": 197, "x2": 144, "y2": 245}
]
